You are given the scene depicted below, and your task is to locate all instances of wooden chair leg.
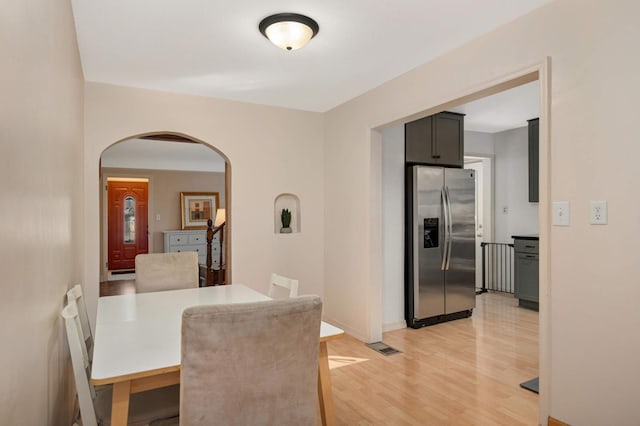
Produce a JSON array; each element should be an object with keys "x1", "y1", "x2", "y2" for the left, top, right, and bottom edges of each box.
[{"x1": 317, "y1": 342, "x2": 336, "y2": 426}]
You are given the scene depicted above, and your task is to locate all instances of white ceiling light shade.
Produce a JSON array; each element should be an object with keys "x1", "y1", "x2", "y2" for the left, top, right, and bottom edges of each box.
[{"x1": 259, "y1": 13, "x2": 319, "y2": 51}]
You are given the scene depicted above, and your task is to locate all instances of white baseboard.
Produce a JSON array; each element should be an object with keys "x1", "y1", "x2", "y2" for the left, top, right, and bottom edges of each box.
[
  {"x1": 321, "y1": 315, "x2": 368, "y2": 343},
  {"x1": 107, "y1": 272, "x2": 135, "y2": 281},
  {"x1": 383, "y1": 320, "x2": 407, "y2": 333},
  {"x1": 320, "y1": 317, "x2": 408, "y2": 342}
]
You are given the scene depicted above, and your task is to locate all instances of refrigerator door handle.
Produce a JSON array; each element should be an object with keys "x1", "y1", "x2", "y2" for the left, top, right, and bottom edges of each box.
[
  {"x1": 444, "y1": 186, "x2": 453, "y2": 270},
  {"x1": 441, "y1": 189, "x2": 449, "y2": 271},
  {"x1": 413, "y1": 173, "x2": 420, "y2": 309}
]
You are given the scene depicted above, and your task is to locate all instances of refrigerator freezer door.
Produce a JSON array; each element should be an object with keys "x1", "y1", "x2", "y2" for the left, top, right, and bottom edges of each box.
[
  {"x1": 443, "y1": 168, "x2": 476, "y2": 314},
  {"x1": 413, "y1": 166, "x2": 445, "y2": 319}
]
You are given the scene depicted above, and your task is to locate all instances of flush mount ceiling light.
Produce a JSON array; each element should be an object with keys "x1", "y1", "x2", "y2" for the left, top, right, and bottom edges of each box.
[{"x1": 259, "y1": 13, "x2": 319, "y2": 51}]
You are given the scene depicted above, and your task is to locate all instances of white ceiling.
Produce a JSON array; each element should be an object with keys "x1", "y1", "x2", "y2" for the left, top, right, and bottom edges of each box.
[
  {"x1": 450, "y1": 80, "x2": 539, "y2": 133},
  {"x1": 71, "y1": 0, "x2": 551, "y2": 113},
  {"x1": 101, "y1": 139, "x2": 226, "y2": 172}
]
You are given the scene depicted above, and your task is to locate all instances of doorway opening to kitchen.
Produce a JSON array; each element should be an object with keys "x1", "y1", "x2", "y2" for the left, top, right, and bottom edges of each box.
[
  {"x1": 380, "y1": 79, "x2": 541, "y2": 327},
  {"x1": 375, "y1": 62, "x2": 549, "y2": 418}
]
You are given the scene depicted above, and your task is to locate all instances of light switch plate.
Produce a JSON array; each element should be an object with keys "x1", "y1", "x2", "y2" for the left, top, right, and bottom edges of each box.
[{"x1": 552, "y1": 201, "x2": 570, "y2": 226}]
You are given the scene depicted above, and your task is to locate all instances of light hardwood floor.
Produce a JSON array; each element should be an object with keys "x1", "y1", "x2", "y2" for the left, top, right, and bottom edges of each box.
[
  {"x1": 99, "y1": 282, "x2": 538, "y2": 425},
  {"x1": 100, "y1": 279, "x2": 136, "y2": 296},
  {"x1": 326, "y1": 292, "x2": 539, "y2": 425}
]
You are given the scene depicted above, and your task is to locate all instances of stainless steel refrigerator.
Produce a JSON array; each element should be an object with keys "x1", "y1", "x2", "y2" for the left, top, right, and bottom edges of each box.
[{"x1": 405, "y1": 165, "x2": 476, "y2": 328}]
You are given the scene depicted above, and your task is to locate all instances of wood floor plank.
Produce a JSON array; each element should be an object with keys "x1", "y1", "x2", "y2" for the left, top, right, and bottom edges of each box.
[
  {"x1": 100, "y1": 279, "x2": 136, "y2": 296},
  {"x1": 324, "y1": 292, "x2": 538, "y2": 425}
]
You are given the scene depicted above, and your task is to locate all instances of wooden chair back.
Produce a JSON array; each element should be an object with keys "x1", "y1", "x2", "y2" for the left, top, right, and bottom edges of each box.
[
  {"x1": 268, "y1": 273, "x2": 299, "y2": 298},
  {"x1": 62, "y1": 300, "x2": 99, "y2": 426},
  {"x1": 67, "y1": 284, "x2": 94, "y2": 361}
]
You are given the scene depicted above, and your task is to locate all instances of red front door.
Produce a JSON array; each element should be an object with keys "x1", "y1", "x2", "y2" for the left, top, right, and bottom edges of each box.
[{"x1": 107, "y1": 180, "x2": 149, "y2": 271}]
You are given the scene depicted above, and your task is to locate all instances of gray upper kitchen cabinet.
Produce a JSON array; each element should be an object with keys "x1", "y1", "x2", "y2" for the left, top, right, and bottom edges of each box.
[
  {"x1": 405, "y1": 112, "x2": 465, "y2": 168},
  {"x1": 528, "y1": 118, "x2": 539, "y2": 202}
]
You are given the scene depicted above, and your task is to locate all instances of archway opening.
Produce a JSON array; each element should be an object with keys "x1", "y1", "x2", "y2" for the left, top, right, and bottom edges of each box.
[{"x1": 98, "y1": 132, "x2": 231, "y2": 293}]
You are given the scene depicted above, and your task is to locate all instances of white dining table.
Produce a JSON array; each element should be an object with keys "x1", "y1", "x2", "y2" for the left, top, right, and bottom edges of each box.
[{"x1": 91, "y1": 284, "x2": 344, "y2": 426}]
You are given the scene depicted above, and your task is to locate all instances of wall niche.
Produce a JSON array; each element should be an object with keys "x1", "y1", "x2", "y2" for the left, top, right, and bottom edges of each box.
[{"x1": 274, "y1": 193, "x2": 301, "y2": 234}]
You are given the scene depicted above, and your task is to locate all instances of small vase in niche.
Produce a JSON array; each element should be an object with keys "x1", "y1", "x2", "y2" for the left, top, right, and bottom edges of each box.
[{"x1": 280, "y1": 208, "x2": 292, "y2": 233}]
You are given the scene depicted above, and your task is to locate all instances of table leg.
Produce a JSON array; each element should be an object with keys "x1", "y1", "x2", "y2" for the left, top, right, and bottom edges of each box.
[
  {"x1": 317, "y1": 341, "x2": 336, "y2": 426},
  {"x1": 111, "y1": 380, "x2": 131, "y2": 426}
]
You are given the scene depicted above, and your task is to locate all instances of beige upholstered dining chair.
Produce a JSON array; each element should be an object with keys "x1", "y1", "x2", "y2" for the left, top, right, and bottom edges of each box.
[
  {"x1": 135, "y1": 252, "x2": 199, "y2": 293},
  {"x1": 180, "y1": 296, "x2": 322, "y2": 426},
  {"x1": 268, "y1": 272, "x2": 299, "y2": 298},
  {"x1": 67, "y1": 284, "x2": 94, "y2": 362},
  {"x1": 62, "y1": 300, "x2": 180, "y2": 426}
]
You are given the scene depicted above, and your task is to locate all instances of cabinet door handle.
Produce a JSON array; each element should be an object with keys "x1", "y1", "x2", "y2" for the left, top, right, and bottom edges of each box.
[
  {"x1": 525, "y1": 245, "x2": 536, "y2": 249},
  {"x1": 432, "y1": 155, "x2": 440, "y2": 159}
]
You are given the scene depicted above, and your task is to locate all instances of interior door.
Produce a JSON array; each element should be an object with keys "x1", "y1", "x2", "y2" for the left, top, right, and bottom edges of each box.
[{"x1": 107, "y1": 180, "x2": 149, "y2": 270}]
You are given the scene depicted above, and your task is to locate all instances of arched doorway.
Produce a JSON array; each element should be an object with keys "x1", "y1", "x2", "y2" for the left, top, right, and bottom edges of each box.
[{"x1": 98, "y1": 132, "x2": 231, "y2": 292}]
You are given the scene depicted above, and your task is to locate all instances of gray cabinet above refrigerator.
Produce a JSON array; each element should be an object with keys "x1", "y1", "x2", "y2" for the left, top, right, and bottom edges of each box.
[{"x1": 405, "y1": 112, "x2": 465, "y2": 168}]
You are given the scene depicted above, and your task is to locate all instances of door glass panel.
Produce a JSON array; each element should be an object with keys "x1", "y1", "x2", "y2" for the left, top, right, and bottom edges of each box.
[{"x1": 124, "y1": 196, "x2": 135, "y2": 243}]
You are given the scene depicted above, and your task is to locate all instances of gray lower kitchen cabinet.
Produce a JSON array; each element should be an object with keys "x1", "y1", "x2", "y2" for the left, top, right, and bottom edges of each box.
[
  {"x1": 405, "y1": 112, "x2": 464, "y2": 167},
  {"x1": 513, "y1": 236, "x2": 539, "y2": 310}
]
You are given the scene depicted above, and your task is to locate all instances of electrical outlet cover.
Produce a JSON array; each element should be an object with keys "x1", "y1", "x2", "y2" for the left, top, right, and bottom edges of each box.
[{"x1": 590, "y1": 200, "x2": 608, "y2": 225}]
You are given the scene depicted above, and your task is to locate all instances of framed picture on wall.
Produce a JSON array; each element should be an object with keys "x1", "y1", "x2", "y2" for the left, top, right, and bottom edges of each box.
[{"x1": 180, "y1": 192, "x2": 219, "y2": 230}]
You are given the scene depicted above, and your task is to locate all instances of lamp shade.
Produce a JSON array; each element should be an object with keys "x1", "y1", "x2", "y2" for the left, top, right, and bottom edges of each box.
[
  {"x1": 214, "y1": 208, "x2": 226, "y2": 228},
  {"x1": 259, "y1": 13, "x2": 319, "y2": 51}
]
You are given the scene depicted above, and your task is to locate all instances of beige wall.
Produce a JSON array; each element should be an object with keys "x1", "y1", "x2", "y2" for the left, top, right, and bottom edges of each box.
[
  {"x1": 0, "y1": 0, "x2": 84, "y2": 424},
  {"x1": 324, "y1": 0, "x2": 640, "y2": 424},
  {"x1": 84, "y1": 83, "x2": 325, "y2": 332},
  {"x1": 493, "y1": 126, "x2": 540, "y2": 242},
  {"x1": 14, "y1": 0, "x2": 636, "y2": 423},
  {"x1": 101, "y1": 168, "x2": 225, "y2": 264}
]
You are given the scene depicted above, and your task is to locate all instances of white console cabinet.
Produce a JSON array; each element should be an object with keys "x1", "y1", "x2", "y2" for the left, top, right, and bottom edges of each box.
[{"x1": 163, "y1": 230, "x2": 220, "y2": 269}]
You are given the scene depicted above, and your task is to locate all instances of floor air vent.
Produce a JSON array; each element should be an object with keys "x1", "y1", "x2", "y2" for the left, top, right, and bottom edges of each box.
[{"x1": 366, "y1": 342, "x2": 401, "y2": 356}]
